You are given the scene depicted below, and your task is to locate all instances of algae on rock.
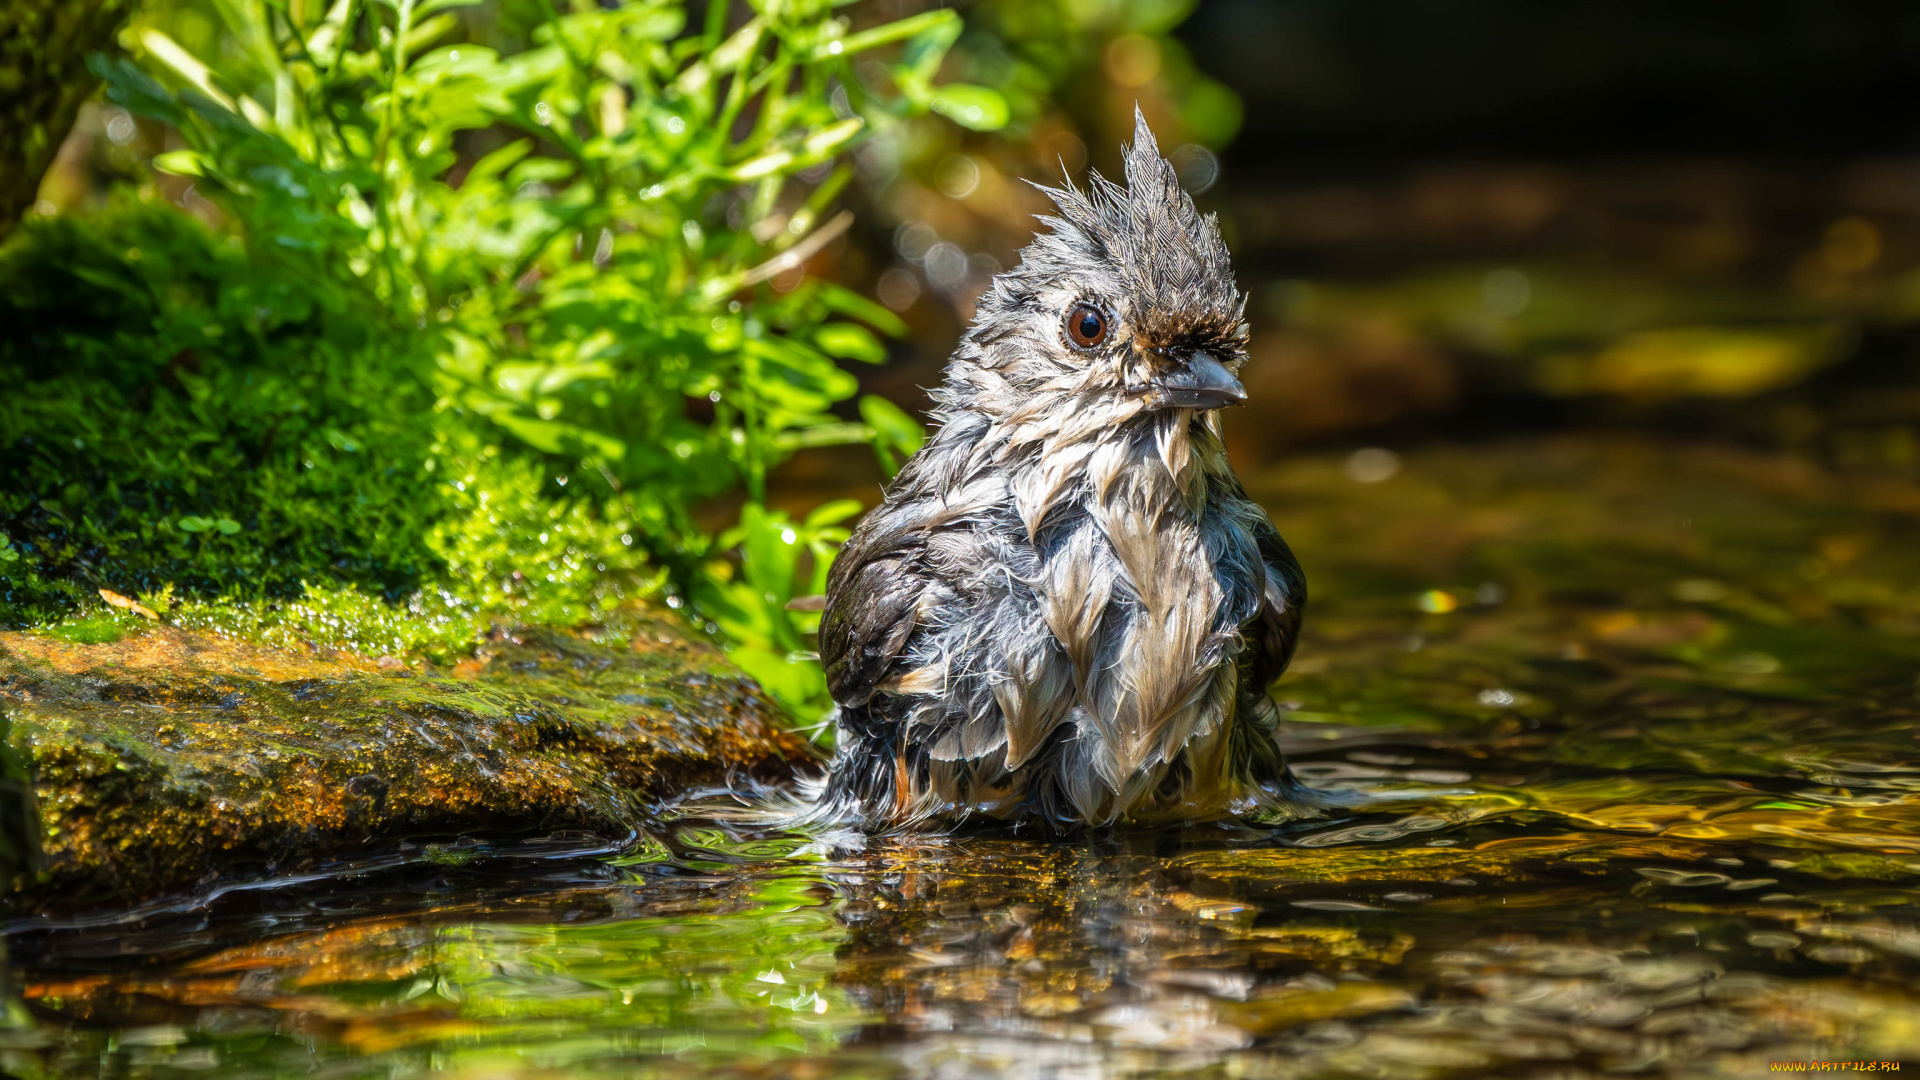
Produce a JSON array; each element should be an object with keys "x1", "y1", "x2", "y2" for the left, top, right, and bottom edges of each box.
[{"x1": 0, "y1": 616, "x2": 810, "y2": 908}]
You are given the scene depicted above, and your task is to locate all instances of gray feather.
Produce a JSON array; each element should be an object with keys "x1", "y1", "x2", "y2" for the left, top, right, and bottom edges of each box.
[{"x1": 808, "y1": 108, "x2": 1306, "y2": 831}]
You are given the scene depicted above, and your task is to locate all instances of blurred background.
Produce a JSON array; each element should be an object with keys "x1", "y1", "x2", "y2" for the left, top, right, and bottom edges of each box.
[
  {"x1": 1195, "y1": 0, "x2": 1920, "y2": 472},
  {"x1": 809, "y1": 0, "x2": 1920, "y2": 488}
]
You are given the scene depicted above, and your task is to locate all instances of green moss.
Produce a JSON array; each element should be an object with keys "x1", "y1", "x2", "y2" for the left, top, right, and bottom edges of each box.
[
  {"x1": 44, "y1": 615, "x2": 128, "y2": 645},
  {"x1": 1, "y1": 619, "x2": 810, "y2": 907},
  {"x1": 0, "y1": 202, "x2": 450, "y2": 626},
  {"x1": 421, "y1": 843, "x2": 481, "y2": 867},
  {"x1": 0, "y1": 700, "x2": 39, "y2": 894},
  {"x1": 0, "y1": 0, "x2": 1022, "y2": 723}
]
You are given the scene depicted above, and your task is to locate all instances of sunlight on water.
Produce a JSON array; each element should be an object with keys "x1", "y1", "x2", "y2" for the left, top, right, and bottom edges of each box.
[{"x1": 5, "y1": 438, "x2": 1919, "y2": 1078}]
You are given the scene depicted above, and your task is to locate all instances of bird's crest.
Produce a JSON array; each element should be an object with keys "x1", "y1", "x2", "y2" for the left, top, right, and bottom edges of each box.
[{"x1": 1029, "y1": 107, "x2": 1243, "y2": 343}]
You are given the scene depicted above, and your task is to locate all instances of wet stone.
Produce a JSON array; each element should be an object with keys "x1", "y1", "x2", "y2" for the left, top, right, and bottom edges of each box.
[{"x1": 0, "y1": 619, "x2": 811, "y2": 909}]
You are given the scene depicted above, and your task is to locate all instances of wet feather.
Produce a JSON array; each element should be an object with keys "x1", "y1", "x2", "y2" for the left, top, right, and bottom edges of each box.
[{"x1": 805, "y1": 109, "x2": 1307, "y2": 831}]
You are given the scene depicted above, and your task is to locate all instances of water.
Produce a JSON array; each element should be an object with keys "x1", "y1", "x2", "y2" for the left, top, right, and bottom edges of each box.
[{"x1": 5, "y1": 436, "x2": 1919, "y2": 1078}]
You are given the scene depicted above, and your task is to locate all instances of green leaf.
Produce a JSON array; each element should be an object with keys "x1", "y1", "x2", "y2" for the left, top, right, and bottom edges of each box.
[
  {"x1": 805, "y1": 499, "x2": 865, "y2": 528},
  {"x1": 898, "y1": 12, "x2": 962, "y2": 84},
  {"x1": 771, "y1": 423, "x2": 874, "y2": 453},
  {"x1": 403, "y1": 13, "x2": 464, "y2": 55},
  {"x1": 462, "y1": 137, "x2": 533, "y2": 186},
  {"x1": 727, "y1": 645, "x2": 828, "y2": 720},
  {"x1": 709, "y1": 18, "x2": 763, "y2": 71},
  {"x1": 830, "y1": 9, "x2": 958, "y2": 60},
  {"x1": 152, "y1": 150, "x2": 212, "y2": 177},
  {"x1": 860, "y1": 395, "x2": 925, "y2": 452},
  {"x1": 489, "y1": 413, "x2": 625, "y2": 460},
  {"x1": 813, "y1": 323, "x2": 887, "y2": 363},
  {"x1": 860, "y1": 395, "x2": 926, "y2": 476},
  {"x1": 414, "y1": 0, "x2": 484, "y2": 16},
  {"x1": 928, "y1": 84, "x2": 1009, "y2": 131},
  {"x1": 802, "y1": 118, "x2": 864, "y2": 157},
  {"x1": 730, "y1": 150, "x2": 795, "y2": 181},
  {"x1": 819, "y1": 283, "x2": 909, "y2": 338},
  {"x1": 89, "y1": 54, "x2": 186, "y2": 125},
  {"x1": 746, "y1": 338, "x2": 859, "y2": 410},
  {"x1": 136, "y1": 28, "x2": 238, "y2": 113}
]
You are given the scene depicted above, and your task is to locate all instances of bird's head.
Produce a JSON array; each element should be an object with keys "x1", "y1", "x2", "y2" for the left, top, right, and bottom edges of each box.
[{"x1": 950, "y1": 109, "x2": 1247, "y2": 427}]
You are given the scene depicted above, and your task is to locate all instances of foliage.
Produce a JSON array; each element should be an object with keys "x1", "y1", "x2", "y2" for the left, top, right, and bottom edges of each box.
[
  {"x1": 3, "y1": 0, "x2": 1008, "y2": 723},
  {"x1": 98, "y1": 0, "x2": 976, "y2": 528},
  {"x1": 819, "y1": 0, "x2": 1241, "y2": 333},
  {"x1": 956, "y1": 0, "x2": 1242, "y2": 147},
  {"x1": 704, "y1": 498, "x2": 861, "y2": 730}
]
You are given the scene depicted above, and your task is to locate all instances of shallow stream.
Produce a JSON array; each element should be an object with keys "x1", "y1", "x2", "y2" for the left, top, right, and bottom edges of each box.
[{"x1": 5, "y1": 436, "x2": 1919, "y2": 1078}]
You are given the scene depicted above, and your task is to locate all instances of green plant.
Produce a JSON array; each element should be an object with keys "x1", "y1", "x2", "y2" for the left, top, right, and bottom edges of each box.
[
  {"x1": 958, "y1": 0, "x2": 1241, "y2": 146},
  {"x1": 0, "y1": 200, "x2": 448, "y2": 619},
  {"x1": 100, "y1": 0, "x2": 970, "y2": 512},
  {"x1": 704, "y1": 498, "x2": 860, "y2": 729},
  {"x1": 3, "y1": 0, "x2": 1005, "y2": 720}
]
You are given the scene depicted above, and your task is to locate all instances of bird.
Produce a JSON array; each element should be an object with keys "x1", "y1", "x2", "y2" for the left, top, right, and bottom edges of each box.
[{"x1": 807, "y1": 110, "x2": 1306, "y2": 831}]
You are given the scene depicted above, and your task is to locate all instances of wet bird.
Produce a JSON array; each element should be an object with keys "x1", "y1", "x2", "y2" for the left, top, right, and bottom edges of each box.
[{"x1": 810, "y1": 111, "x2": 1306, "y2": 830}]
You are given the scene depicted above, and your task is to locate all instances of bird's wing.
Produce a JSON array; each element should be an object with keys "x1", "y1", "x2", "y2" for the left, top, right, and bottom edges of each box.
[
  {"x1": 820, "y1": 517, "x2": 931, "y2": 709},
  {"x1": 1246, "y1": 510, "x2": 1306, "y2": 690}
]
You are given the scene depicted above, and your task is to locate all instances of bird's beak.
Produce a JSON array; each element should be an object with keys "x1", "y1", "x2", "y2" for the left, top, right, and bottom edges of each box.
[{"x1": 1152, "y1": 351, "x2": 1247, "y2": 410}]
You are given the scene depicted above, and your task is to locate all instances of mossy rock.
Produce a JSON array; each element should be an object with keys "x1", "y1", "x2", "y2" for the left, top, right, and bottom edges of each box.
[{"x1": 0, "y1": 617, "x2": 811, "y2": 909}]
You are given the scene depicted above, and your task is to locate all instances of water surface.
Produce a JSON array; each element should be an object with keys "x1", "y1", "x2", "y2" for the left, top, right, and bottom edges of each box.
[{"x1": 5, "y1": 437, "x2": 1919, "y2": 1078}]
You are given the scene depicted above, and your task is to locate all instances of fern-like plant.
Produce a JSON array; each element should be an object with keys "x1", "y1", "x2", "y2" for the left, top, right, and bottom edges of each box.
[{"x1": 85, "y1": 0, "x2": 1003, "y2": 720}]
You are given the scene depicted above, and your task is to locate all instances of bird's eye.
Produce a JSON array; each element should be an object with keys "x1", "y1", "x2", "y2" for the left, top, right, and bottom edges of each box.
[{"x1": 1065, "y1": 303, "x2": 1108, "y2": 349}]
